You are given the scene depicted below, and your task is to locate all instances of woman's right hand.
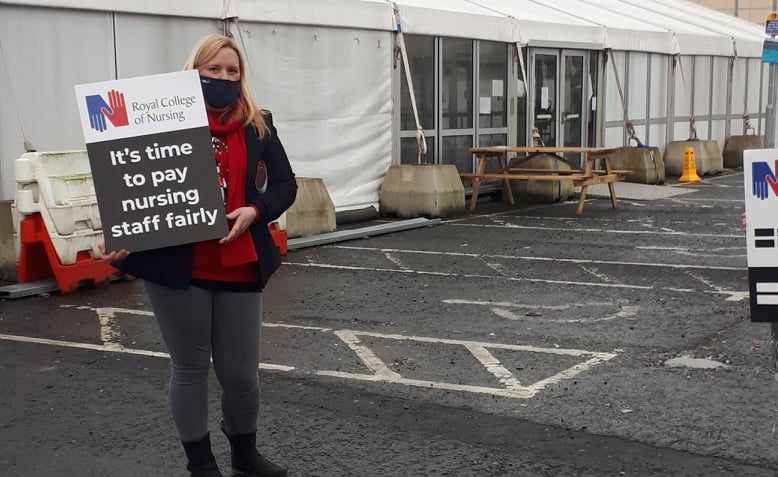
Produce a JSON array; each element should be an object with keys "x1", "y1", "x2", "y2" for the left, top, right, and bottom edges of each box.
[{"x1": 98, "y1": 240, "x2": 129, "y2": 262}]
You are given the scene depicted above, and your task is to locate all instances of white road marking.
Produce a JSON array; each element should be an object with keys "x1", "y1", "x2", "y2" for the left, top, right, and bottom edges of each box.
[
  {"x1": 384, "y1": 252, "x2": 408, "y2": 270},
  {"x1": 463, "y1": 344, "x2": 524, "y2": 390},
  {"x1": 264, "y1": 322, "x2": 332, "y2": 332},
  {"x1": 285, "y1": 261, "x2": 653, "y2": 290},
  {"x1": 329, "y1": 245, "x2": 745, "y2": 271},
  {"x1": 681, "y1": 271, "x2": 750, "y2": 302},
  {"x1": 61, "y1": 306, "x2": 153, "y2": 350},
  {"x1": 448, "y1": 221, "x2": 743, "y2": 239},
  {"x1": 444, "y1": 299, "x2": 639, "y2": 323},
  {"x1": 635, "y1": 245, "x2": 746, "y2": 259},
  {"x1": 333, "y1": 330, "x2": 401, "y2": 379},
  {"x1": 619, "y1": 200, "x2": 647, "y2": 207},
  {"x1": 684, "y1": 196, "x2": 744, "y2": 201},
  {"x1": 484, "y1": 261, "x2": 510, "y2": 277},
  {"x1": 703, "y1": 172, "x2": 743, "y2": 181},
  {"x1": 443, "y1": 299, "x2": 580, "y2": 311},
  {"x1": 704, "y1": 183, "x2": 742, "y2": 189},
  {"x1": 444, "y1": 200, "x2": 581, "y2": 224},
  {"x1": 578, "y1": 265, "x2": 614, "y2": 283},
  {"x1": 670, "y1": 197, "x2": 743, "y2": 204},
  {"x1": 285, "y1": 261, "x2": 748, "y2": 300},
  {"x1": 2, "y1": 307, "x2": 619, "y2": 400},
  {"x1": 490, "y1": 305, "x2": 638, "y2": 323},
  {"x1": 0, "y1": 333, "x2": 294, "y2": 372},
  {"x1": 468, "y1": 215, "x2": 731, "y2": 230}
]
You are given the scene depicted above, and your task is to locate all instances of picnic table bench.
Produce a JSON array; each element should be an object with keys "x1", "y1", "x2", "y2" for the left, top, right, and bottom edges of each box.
[{"x1": 463, "y1": 146, "x2": 630, "y2": 215}]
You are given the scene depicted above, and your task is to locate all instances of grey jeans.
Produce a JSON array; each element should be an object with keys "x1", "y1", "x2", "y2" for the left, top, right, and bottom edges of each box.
[{"x1": 144, "y1": 281, "x2": 262, "y2": 442}]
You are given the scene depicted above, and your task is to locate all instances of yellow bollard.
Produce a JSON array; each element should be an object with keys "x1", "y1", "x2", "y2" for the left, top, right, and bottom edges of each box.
[{"x1": 678, "y1": 146, "x2": 702, "y2": 183}]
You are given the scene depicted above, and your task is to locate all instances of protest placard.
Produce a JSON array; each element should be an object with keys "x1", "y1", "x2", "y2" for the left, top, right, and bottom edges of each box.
[{"x1": 75, "y1": 70, "x2": 227, "y2": 252}]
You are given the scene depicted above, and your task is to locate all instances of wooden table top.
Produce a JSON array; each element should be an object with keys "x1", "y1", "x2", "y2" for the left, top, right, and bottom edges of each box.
[{"x1": 469, "y1": 146, "x2": 617, "y2": 155}]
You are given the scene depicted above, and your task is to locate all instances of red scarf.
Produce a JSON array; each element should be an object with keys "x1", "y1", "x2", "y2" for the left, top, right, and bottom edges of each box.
[{"x1": 192, "y1": 111, "x2": 257, "y2": 281}]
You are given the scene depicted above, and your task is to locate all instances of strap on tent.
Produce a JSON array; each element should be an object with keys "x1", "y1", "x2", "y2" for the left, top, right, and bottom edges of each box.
[
  {"x1": 606, "y1": 49, "x2": 642, "y2": 147},
  {"x1": 515, "y1": 42, "x2": 544, "y2": 146},
  {"x1": 744, "y1": 114, "x2": 755, "y2": 136},
  {"x1": 675, "y1": 54, "x2": 698, "y2": 141},
  {"x1": 391, "y1": 2, "x2": 427, "y2": 164}
]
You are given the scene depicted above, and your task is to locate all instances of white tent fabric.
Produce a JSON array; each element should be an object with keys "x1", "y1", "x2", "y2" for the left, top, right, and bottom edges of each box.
[
  {"x1": 1, "y1": 0, "x2": 767, "y2": 57},
  {"x1": 580, "y1": 0, "x2": 735, "y2": 56},
  {"x1": 233, "y1": 22, "x2": 394, "y2": 210},
  {"x1": 383, "y1": 0, "x2": 519, "y2": 43},
  {"x1": 457, "y1": 0, "x2": 605, "y2": 48},
  {"x1": 0, "y1": 0, "x2": 771, "y2": 204}
]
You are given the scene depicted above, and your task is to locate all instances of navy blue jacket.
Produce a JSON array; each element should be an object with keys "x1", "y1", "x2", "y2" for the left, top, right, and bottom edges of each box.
[{"x1": 114, "y1": 112, "x2": 297, "y2": 291}]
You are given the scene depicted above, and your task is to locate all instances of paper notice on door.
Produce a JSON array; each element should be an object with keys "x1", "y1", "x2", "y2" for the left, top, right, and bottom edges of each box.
[
  {"x1": 517, "y1": 80, "x2": 526, "y2": 98},
  {"x1": 492, "y1": 80, "x2": 504, "y2": 97},
  {"x1": 479, "y1": 97, "x2": 491, "y2": 114},
  {"x1": 541, "y1": 87, "x2": 550, "y2": 109}
]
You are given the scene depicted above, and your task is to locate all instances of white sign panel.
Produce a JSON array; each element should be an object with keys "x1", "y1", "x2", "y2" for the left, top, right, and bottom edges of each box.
[
  {"x1": 74, "y1": 70, "x2": 226, "y2": 252},
  {"x1": 75, "y1": 70, "x2": 208, "y2": 144},
  {"x1": 744, "y1": 148, "x2": 778, "y2": 322}
]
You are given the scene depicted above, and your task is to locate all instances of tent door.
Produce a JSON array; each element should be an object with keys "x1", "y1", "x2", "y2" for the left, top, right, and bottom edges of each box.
[
  {"x1": 560, "y1": 50, "x2": 588, "y2": 166},
  {"x1": 529, "y1": 49, "x2": 558, "y2": 148}
]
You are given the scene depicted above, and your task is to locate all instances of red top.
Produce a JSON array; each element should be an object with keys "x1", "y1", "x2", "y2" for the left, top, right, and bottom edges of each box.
[{"x1": 192, "y1": 111, "x2": 258, "y2": 283}]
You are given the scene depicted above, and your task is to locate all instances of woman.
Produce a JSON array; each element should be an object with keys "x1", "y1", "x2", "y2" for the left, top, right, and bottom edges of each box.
[{"x1": 102, "y1": 34, "x2": 297, "y2": 477}]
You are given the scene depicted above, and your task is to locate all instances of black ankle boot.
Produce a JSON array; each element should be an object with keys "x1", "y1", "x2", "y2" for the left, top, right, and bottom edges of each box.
[
  {"x1": 182, "y1": 433, "x2": 224, "y2": 477},
  {"x1": 221, "y1": 423, "x2": 287, "y2": 477}
]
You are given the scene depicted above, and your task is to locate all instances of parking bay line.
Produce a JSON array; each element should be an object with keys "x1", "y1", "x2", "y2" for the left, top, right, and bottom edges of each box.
[
  {"x1": 284, "y1": 262, "x2": 748, "y2": 301},
  {"x1": 447, "y1": 222, "x2": 743, "y2": 239},
  {"x1": 328, "y1": 245, "x2": 745, "y2": 271},
  {"x1": 0, "y1": 318, "x2": 618, "y2": 400}
]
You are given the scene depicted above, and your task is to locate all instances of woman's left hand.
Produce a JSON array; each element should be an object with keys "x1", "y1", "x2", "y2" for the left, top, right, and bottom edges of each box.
[{"x1": 220, "y1": 206, "x2": 258, "y2": 244}]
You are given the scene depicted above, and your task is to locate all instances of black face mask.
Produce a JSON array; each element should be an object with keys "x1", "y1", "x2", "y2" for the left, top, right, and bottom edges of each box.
[{"x1": 200, "y1": 75, "x2": 241, "y2": 109}]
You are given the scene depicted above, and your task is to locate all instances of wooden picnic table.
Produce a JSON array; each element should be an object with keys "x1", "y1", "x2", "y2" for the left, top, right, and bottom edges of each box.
[{"x1": 463, "y1": 146, "x2": 629, "y2": 215}]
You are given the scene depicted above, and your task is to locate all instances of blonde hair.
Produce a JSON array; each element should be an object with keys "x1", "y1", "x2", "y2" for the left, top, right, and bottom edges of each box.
[{"x1": 184, "y1": 34, "x2": 268, "y2": 138}]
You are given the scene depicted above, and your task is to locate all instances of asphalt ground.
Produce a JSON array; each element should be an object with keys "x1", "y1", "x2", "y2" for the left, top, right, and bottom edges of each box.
[{"x1": 2, "y1": 170, "x2": 777, "y2": 476}]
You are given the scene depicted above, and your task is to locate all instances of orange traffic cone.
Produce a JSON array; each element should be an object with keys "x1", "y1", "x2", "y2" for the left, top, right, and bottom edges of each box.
[{"x1": 678, "y1": 146, "x2": 701, "y2": 183}]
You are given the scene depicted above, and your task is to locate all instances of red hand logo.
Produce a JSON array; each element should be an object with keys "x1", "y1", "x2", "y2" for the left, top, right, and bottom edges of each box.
[
  {"x1": 767, "y1": 175, "x2": 778, "y2": 197},
  {"x1": 100, "y1": 90, "x2": 129, "y2": 127}
]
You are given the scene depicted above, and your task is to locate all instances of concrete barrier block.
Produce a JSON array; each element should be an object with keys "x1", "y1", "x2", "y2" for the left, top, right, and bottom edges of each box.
[
  {"x1": 285, "y1": 177, "x2": 336, "y2": 238},
  {"x1": 379, "y1": 164, "x2": 465, "y2": 218},
  {"x1": 509, "y1": 154, "x2": 575, "y2": 203},
  {"x1": 598, "y1": 147, "x2": 665, "y2": 185},
  {"x1": 723, "y1": 135, "x2": 765, "y2": 169},
  {"x1": 0, "y1": 200, "x2": 16, "y2": 281},
  {"x1": 664, "y1": 140, "x2": 723, "y2": 177}
]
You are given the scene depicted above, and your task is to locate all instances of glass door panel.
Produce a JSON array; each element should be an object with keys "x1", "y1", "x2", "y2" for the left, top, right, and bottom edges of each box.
[
  {"x1": 561, "y1": 52, "x2": 586, "y2": 165},
  {"x1": 533, "y1": 53, "x2": 558, "y2": 147}
]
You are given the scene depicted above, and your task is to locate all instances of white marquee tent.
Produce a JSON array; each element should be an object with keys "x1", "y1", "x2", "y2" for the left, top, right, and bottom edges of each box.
[{"x1": 0, "y1": 0, "x2": 769, "y2": 209}]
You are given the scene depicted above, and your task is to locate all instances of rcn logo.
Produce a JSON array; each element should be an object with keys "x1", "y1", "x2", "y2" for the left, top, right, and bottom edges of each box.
[
  {"x1": 752, "y1": 160, "x2": 778, "y2": 200},
  {"x1": 85, "y1": 89, "x2": 129, "y2": 132}
]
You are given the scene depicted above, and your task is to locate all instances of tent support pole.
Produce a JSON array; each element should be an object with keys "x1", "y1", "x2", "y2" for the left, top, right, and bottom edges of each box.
[{"x1": 391, "y1": 2, "x2": 427, "y2": 164}]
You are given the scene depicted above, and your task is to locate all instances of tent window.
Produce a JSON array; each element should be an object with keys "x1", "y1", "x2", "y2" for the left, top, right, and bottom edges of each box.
[
  {"x1": 400, "y1": 137, "x2": 434, "y2": 165},
  {"x1": 587, "y1": 52, "x2": 599, "y2": 147},
  {"x1": 401, "y1": 35, "x2": 435, "y2": 131},
  {"x1": 441, "y1": 135, "x2": 473, "y2": 173},
  {"x1": 478, "y1": 41, "x2": 507, "y2": 129},
  {"x1": 518, "y1": 48, "x2": 528, "y2": 147},
  {"x1": 534, "y1": 54, "x2": 557, "y2": 147},
  {"x1": 441, "y1": 38, "x2": 473, "y2": 130}
]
